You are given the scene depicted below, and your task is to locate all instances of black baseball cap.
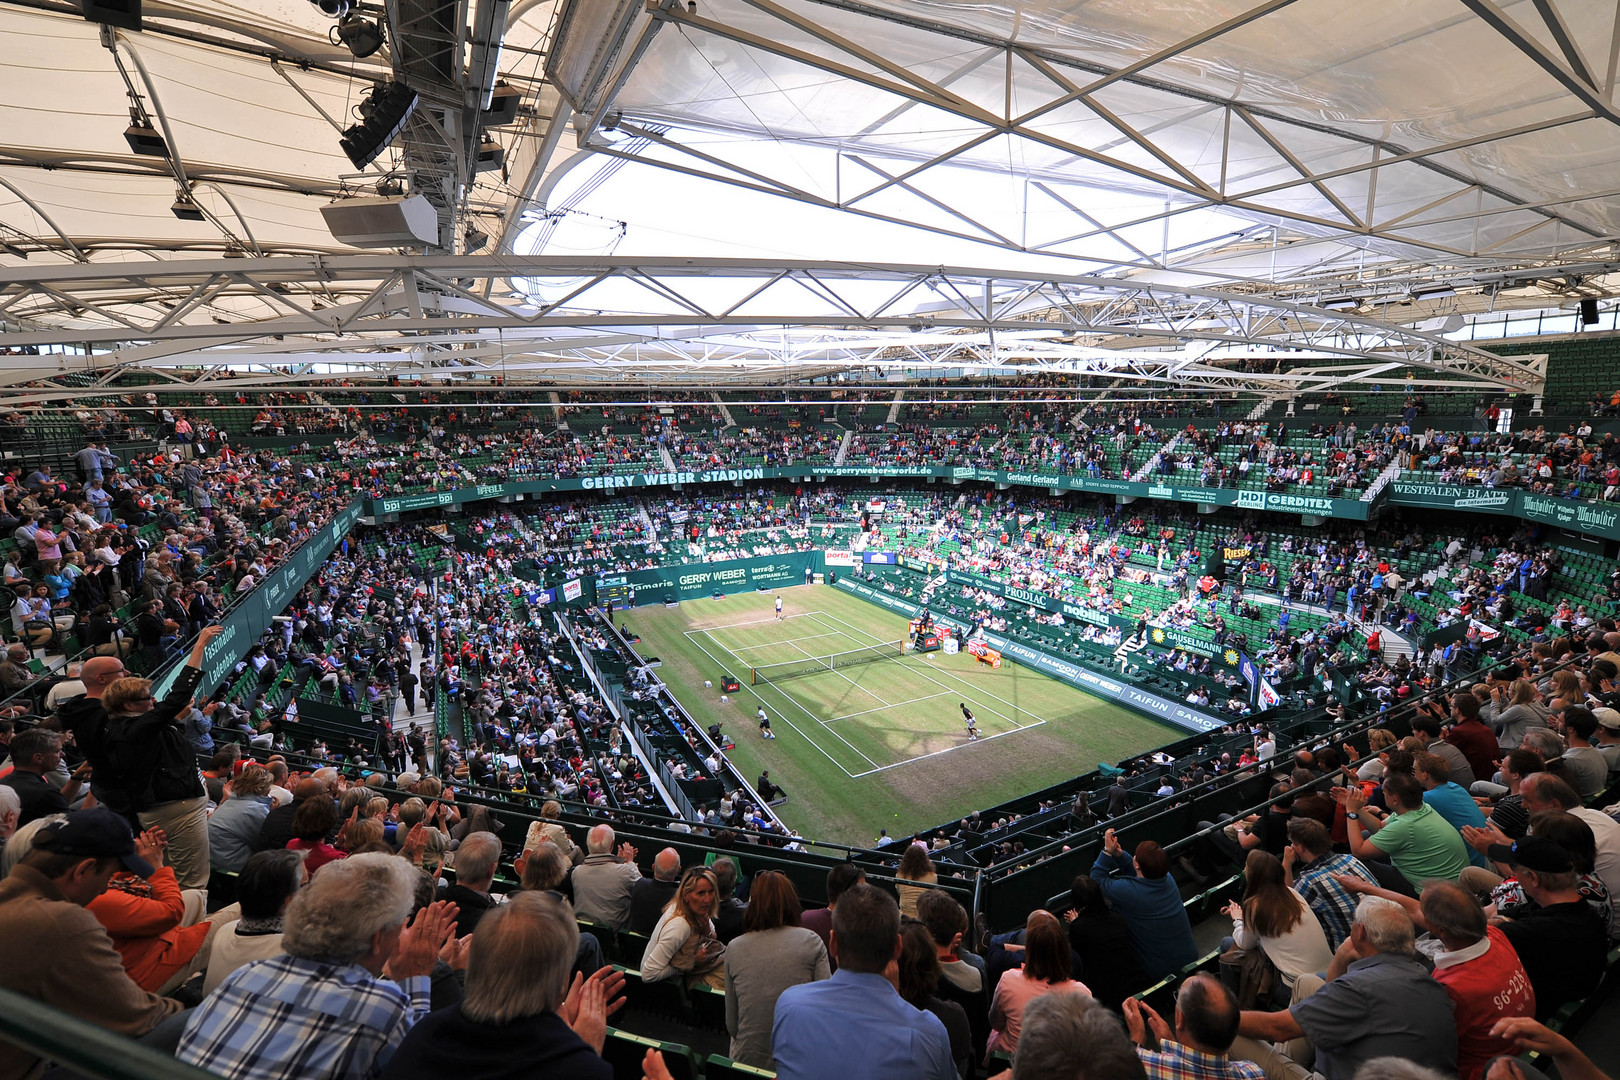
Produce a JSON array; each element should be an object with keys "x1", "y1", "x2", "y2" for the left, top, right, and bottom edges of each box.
[
  {"x1": 1485, "y1": 835, "x2": 1574, "y2": 875},
  {"x1": 32, "y1": 808, "x2": 154, "y2": 877}
]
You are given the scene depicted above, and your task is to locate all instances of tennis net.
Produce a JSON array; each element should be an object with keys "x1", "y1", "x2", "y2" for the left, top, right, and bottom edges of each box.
[{"x1": 750, "y1": 641, "x2": 906, "y2": 685}]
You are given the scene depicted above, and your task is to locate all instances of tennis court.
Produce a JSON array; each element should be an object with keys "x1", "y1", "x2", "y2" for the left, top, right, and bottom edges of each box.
[{"x1": 686, "y1": 609, "x2": 1047, "y2": 777}]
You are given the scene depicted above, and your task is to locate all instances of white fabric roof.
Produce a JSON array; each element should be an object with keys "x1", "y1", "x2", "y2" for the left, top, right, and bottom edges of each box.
[{"x1": 0, "y1": 0, "x2": 1613, "y2": 390}]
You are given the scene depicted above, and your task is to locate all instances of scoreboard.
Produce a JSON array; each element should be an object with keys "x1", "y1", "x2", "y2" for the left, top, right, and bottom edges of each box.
[{"x1": 597, "y1": 575, "x2": 634, "y2": 607}]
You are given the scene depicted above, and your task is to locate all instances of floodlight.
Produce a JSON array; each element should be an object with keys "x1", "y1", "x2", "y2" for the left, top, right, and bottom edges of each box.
[
  {"x1": 311, "y1": 0, "x2": 350, "y2": 16},
  {"x1": 170, "y1": 191, "x2": 205, "y2": 221},
  {"x1": 124, "y1": 122, "x2": 167, "y2": 157},
  {"x1": 333, "y1": 14, "x2": 385, "y2": 58},
  {"x1": 474, "y1": 139, "x2": 504, "y2": 172}
]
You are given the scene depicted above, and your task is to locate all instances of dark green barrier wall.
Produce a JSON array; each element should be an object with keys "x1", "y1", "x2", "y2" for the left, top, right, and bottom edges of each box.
[
  {"x1": 1385, "y1": 480, "x2": 1620, "y2": 540},
  {"x1": 152, "y1": 503, "x2": 364, "y2": 698}
]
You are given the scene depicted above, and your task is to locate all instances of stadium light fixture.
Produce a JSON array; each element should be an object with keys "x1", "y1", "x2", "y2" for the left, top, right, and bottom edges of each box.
[{"x1": 333, "y1": 14, "x2": 385, "y2": 58}]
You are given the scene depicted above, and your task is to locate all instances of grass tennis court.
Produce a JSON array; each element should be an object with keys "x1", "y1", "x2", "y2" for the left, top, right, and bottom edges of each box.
[
  {"x1": 625, "y1": 586, "x2": 1181, "y2": 846},
  {"x1": 695, "y1": 609, "x2": 1048, "y2": 777}
]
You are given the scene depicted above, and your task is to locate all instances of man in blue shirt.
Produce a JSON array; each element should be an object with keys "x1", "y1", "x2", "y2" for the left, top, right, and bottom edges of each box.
[
  {"x1": 1093, "y1": 829, "x2": 1198, "y2": 980},
  {"x1": 1413, "y1": 751, "x2": 1489, "y2": 868},
  {"x1": 772, "y1": 883, "x2": 955, "y2": 1080}
]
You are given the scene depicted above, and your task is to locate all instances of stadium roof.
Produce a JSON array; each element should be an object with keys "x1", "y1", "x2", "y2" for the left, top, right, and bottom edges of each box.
[{"x1": 2, "y1": 0, "x2": 1618, "y2": 398}]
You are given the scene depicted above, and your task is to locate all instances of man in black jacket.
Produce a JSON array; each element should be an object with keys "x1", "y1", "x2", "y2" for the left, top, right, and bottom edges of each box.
[
  {"x1": 627, "y1": 848, "x2": 681, "y2": 936},
  {"x1": 65, "y1": 625, "x2": 221, "y2": 888},
  {"x1": 441, "y1": 831, "x2": 502, "y2": 938},
  {"x1": 397, "y1": 660, "x2": 419, "y2": 715},
  {"x1": 255, "y1": 777, "x2": 321, "y2": 853}
]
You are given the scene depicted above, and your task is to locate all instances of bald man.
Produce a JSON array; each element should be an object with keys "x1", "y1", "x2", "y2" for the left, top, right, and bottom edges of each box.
[
  {"x1": 628, "y1": 848, "x2": 681, "y2": 936},
  {"x1": 57, "y1": 653, "x2": 133, "y2": 810}
]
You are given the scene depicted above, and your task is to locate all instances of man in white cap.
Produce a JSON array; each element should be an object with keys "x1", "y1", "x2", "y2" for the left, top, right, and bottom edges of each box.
[{"x1": 1591, "y1": 706, "x2": 1620, "y2": 780}]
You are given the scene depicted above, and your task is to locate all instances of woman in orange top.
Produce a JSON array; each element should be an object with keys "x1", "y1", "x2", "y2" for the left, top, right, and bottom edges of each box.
[{"x1": 86, "y1": 827, "x2": 211, "y2": 994}]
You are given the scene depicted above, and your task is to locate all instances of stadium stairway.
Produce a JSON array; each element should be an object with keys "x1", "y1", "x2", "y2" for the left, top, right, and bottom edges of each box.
[
  {"x1": 1362, "y1": 458, "x2": 1403, "y2": 501},
  {"x1": 833, "y1": 428, "x2": 853, "y2": 465},
  {"x1": 711, "y1": 393, "x2": 735, "y2": 428},
  {"x1": 1132, "y1": 432, "x2": 1181, "y2": 481}
]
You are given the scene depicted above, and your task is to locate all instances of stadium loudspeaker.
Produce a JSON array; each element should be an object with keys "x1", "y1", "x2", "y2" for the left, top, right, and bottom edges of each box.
[
  {"x1": 339, "y1": 81, "x2": 419, "y2": 169},
  {"x1": 1581, "y1": 298, "x2": 1599, "y2": 325},
  {"x1": 320, "y1": 194, "x2": 438, "y2": 249},
  {"x1": 83, "y1": 0, "x2": 141, "y2": 30},
  {"x1": 482, "y1": 84, "x2": 522, "y2": 127}
]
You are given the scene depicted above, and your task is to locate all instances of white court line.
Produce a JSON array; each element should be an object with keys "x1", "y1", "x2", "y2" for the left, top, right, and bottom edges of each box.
[
  {"x1": 680, "y1": 612, "x2": 820, "y2": 634},
  {"x1": 786, "y1": 610, "x2": 1048, "y2": 779},
  {"x1": 782, "y1": 633, "x2": 893, "y2": 708},
  {"x1": 827, "y1": 690, "x2": 954, "y2": 724},
  {"x1": 809, "y1": 609, "x2": 1046, "y2": 731},
  {"x1": 686, "y1": 628, "x2": 883, "y2": 774},
  {"x1": 845, "y1": 723, "x2": 1035, "y2": 778},
  {"x1": 723, "y1": 630, "x2": 847, "y2": 653}
]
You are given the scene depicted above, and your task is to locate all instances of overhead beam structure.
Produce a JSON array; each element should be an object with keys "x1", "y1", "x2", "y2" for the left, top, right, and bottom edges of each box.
[{"x1": 0, "y1": 256, "x2": 1545, "y2": 403}]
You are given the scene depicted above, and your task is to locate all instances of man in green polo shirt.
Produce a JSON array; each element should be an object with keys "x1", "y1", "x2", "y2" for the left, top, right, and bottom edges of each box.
[{"x1": 1342, "y1": 772, "x2": 1470, "y2": 892}]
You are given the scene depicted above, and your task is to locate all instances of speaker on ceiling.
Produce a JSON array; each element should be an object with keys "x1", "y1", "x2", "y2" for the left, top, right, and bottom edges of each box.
[
  {"x1": 1581, "y1": 298, "x2": 1599, "y2": 325},
  {"x1": 83, "y1": 0, "x2": 141, "y2": 30},
  {"x1": 320, "y1": 194, "x2": 438, "y2": 249},
  {"x1": 339, "y1": 81, "x2": 419, "y2": 170}
]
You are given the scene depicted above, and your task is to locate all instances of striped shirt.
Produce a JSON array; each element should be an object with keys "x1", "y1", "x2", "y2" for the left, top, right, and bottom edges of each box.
[
  {"x1": 1293, "y1": 852, "x2": 1380, "y2": 949},
  {"x1": 176, "y1": 954, "x2": 431, "y2": 1080}
]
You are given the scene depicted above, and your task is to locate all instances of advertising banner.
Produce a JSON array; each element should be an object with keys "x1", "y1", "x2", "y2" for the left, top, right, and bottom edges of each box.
[
  {"x1": 823, "y1": 550, "x2": 856, "y2": 567},
  {"x1": 365, "y1": 467, "x2": 1372, "y2": 521},
  {"x1": 1386, "y1": 481, "x2": 1515, "y2": 512},
  {"x1": 1148, "y1": 624, "x2": 1218, "y2": 657},
  {"x1": 594, "y1": 552, "x2": 816, "y2": 603},
  {"x1": 1516, "y1": 493, "x2": 1620, "y2": 541}
]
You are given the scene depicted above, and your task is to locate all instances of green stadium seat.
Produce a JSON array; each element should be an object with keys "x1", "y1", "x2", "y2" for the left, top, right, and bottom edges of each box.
[{"x1": 602, "y1": 1030, "x2": 701, "y2": 1080}]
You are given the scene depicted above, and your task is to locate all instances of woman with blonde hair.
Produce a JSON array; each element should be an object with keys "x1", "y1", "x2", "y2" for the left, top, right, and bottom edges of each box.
[
  {"x1": 1356, "y1": 728, "x2": 1399, "y2": 781},
  {"x1": 1223, "y1": 850, "x2": 1331, "y2": 1000},
  {"x1": 523, "y1": 800, "x2": 578, "y2": 863},
  {"x1": 895, "y1": 841, "x2": 937, "y2": 918},
  {"x1": 641, "y1": 866, "x2": 726, "y2": 988},
  {"x1": 1483, "y1": 677, "x2": 1551, "y2": 750}
]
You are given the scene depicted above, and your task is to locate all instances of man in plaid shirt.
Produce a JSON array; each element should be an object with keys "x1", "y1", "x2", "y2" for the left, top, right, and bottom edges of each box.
[
  {"x1": 1285, "y1": 819, "x2": 1380, "y2": 949},
  {"x1": 178, "y1": 853, "x2": 459, "y2": 1080},
  {"x1": 1123, "y1": 974, "x2": 1265, "y2": 1080}
]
